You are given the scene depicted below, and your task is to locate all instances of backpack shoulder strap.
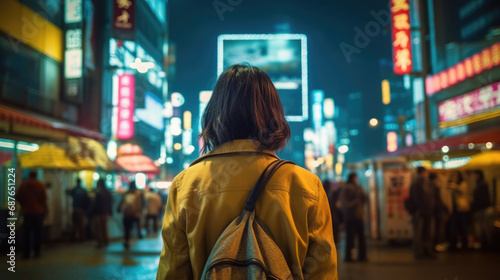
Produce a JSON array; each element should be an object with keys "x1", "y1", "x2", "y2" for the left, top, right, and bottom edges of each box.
[{"x1": 244, "y1": 160, "x2": 295, "y2": 212}]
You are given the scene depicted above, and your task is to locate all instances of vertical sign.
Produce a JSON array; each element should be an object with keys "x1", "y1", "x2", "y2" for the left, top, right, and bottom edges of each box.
[
  {"x1": 384, "y1": 169, "x2": 412, "y2": 240},
  {"x1": 64, "y1": 0, "x2": 84, "y2": 103},
  {"x1": 387, "y1": 131, "x2": 398, "y2": 152},
  {"x1": 113, "y1": 0, "x2": 135, "y2": 31},
  {"x1": 390, "y1": 0, "x2": 412, "y2": 75},
  {"x1": 381, "y1": 79, "x2": 391, "y2": 104},
  {"x1": 117, "y1": 74, "x2": 135, "y2": 140}
]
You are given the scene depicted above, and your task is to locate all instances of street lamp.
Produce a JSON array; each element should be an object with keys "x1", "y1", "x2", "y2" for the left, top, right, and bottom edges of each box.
[
  {"x1": 338, "y1": 145, "x2": 349, "y2": 154},
  {"x1": 369, "y1": 118, "x2": 379, "y2": 127}
]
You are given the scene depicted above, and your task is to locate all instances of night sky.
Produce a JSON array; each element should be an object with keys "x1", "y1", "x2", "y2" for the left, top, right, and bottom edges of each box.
[{"x1": 168, "y1": 0, "x2": 392, "y2": 129}]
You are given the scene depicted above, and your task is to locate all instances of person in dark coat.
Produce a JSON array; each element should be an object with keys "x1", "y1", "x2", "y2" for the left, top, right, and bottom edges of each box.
[
  {"x1": 89, "y1": 178, "x2": 113, "y2": 248},
  {"x1": 429, "y1": 172, "x2": 448, "y2": 250},
  {"x1": 409, "y1": 166, "x2": 437, "y2": 259},
  {"x1": 67, "y1": 178, "x2": 91, "y2": 242},
  {"x1": 339, "y1": 173, "x2": 367, "y2": 262},
  {"x1": 118, "y1": 181, "x2": 144, "y2": 249},
  {"x1": 323, "y1": 179, "x2": 343, "y2": 245},
  {"x1": 331, "y1": 185, "x2": 344, "y2": 246},
  {"x1": 470, "y1": 170, "x2": 491, "y2": 248},
  {"x1": 16, "y1": 171, "x2": 47, "y2": 258}
]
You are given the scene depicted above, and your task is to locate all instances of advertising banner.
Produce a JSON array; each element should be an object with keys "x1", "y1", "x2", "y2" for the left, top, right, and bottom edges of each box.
[
  {"x1": 384, "y1": 168, "x2": 412, "y2": 240},
  {"x1": 218, "y1": 34, "x2": 308, "y2": 121},
  {"x1": 438, "y1": 81, "x2": 500, "y2": 123}
]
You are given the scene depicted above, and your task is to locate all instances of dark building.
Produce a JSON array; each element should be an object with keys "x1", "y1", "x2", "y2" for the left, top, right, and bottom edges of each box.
[
  {"x1": 99, "y1": 0, "x2": 168, "y2": 162},
  {"x1": 0, "y1": 0, "x2": 109, "y2": 243},
  {"x1": 379, "y1": 58, "x2": 416, "y2": 151},
  {"x1": 426, "y1": 0, "x2": 500, "y2": 141}
]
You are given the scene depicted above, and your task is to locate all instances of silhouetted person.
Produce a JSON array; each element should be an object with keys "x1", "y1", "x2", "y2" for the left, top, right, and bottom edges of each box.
[
  {"x1": 145, "y1": 188, "x2": 162, "y2": 234},
  {"x1": 435, "y1": 172, "x2": 453, "y2": 252},
  {"x1": 470, "y1": 170, "x2": 491, "y2": 248},
  {"x1": 16, "y1": 171, "x2": 47, "y2": 258},
  {"x1": 324, "y1": 179, "x2": 343, "y2": 245},
  {"x1": 119, "y1": 181, "x2": 144, "y2": 249},
  {"x1": 429, "y1": 173, "x2": 448, "y2": 251},
  {"x1": 89, "y1": 179, "x2": 112, "y2": 248},
  {"x1": 331, "y1": 185, "x2": 344, "y2": 246},
  {"x1": 340, "y1": 173, "x2": 367, "y2": 262},
  {"x1": 68, "y1": 178, "x2": 90, "y2": 242},
  {"x1": 448, "y1": 171, "x2": 470, "y2": 250},
  {"x1": 409, "y1": 167, "x2": 437, "y2": 259}
]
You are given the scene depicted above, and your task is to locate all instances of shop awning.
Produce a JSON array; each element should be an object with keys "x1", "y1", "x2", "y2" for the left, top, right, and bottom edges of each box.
[
  {"x1": 376, "y1": 127, "x2": 500, "y2": 159},
  {"x1": 18, "y1": 144, "x2": 96, "y2": 170},
  {"x1": 462, "y1": 151, "x2": 500, "y2": 169},
  {"x1": 67, "y1": 137, "x2": 114, "y2": 171},
  {"x1": 0, "y1": 105, "x2": 106, "y2": 142}
]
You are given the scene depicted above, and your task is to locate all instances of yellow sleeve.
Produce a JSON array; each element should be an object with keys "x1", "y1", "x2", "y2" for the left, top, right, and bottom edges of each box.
[
  {"x1": 156, "y1": 180, "x2": 193, "y2": 280},
  {"x1": 303, "y1": 179, "x2": 338, "y2": 280}
]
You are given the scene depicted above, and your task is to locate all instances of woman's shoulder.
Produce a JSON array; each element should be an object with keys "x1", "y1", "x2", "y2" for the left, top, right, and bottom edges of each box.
[{"x1": 270, "y1": 163, "x2": 322, "y2": 200}]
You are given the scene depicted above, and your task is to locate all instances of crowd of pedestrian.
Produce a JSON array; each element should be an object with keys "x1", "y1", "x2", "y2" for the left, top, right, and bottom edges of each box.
[
  {"x1": 16, "y1": 172, "x2": 166, "y2": 257},
  {"x1": 408, "y1": 167, "x2": 493, "y2": 259},
  {"x1": 323, "y1": 172, "x2": 368, "y2": 263},
  {"x1": 322, "y1": 167, "x2": 493, "y2": 263}
]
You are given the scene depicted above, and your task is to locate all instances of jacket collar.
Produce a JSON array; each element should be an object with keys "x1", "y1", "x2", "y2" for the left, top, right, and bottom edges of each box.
[{"x1": 190, "y1": 139, "x2": 279, "y2": 166}]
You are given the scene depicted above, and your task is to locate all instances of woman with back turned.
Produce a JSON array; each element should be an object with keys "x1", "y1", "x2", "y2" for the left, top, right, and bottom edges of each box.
[{"x1": 157, "y1": 65, "x2": 337, "y2": 279}]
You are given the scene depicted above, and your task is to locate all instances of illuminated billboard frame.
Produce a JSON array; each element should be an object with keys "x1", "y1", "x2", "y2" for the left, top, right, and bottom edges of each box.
[{"x1": 217, "y1": 34, "x2": 308, "y2": 122}]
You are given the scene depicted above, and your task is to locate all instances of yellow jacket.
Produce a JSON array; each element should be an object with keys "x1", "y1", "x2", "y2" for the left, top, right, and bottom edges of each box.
[{"x1": 157, "y1": 140, "x2": 338, "y2": 280}]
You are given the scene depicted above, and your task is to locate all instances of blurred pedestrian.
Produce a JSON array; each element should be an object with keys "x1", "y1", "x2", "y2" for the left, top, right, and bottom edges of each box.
[
  {"x1": 67, "y1": 178, "x2": 91, "y2": 242},
  {"x1": 448, "y1": 171, "x2": 470, "y2": 251},
  {"x1": 437, "y1": 171, "x2": 454, "y2": 250},
  {"x1": 326, "y1": 180, "x2": 343, "y2": 245},
  {"x1": 429, "y1": 172, "x2": 449, "y2": 252},
  {"x1": 118, "y1": 181, "x2": 144, "y2": 249},
  {"x1": 331, "y1": 185, "x2": 344, "y2": 245},
  {"x1": 470, "y1": 170, "x2": 491, "y2": 249},
  {"x1": 16, "y1": 171, "x2": 47, "y2": 258},
  {"x1": 157, "y1": 65, "x2": 337, "y2": 279},
  {"x1": 409, "y1": 167, "x2": 436, "y2": 259},
  {"x1": 144, "y1": 188, "x2": 162, "y2": 235},
  {"x1": 89, "y1": 179, "x2": 112, "y2": 248},
  {"x1": 339, "y1": 172, "x2": 367, "y2": 262}
]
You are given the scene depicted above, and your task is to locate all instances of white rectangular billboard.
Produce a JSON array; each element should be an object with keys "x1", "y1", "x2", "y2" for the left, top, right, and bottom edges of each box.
[{"x1": 217, "y1": 34, "x2": 308, "y2": 122}]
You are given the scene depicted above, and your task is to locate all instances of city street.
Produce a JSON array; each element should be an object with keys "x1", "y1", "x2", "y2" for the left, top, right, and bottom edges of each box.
[
  {"x1": 2, "y1": 236, "x2": 500, "y2": 280},
  {"x1": 1, "y1": 0, "x2": 500, "y2": 279}
]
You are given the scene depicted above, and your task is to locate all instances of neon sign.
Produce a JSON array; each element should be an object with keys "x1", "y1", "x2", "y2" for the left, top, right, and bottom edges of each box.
[{"x1": 117, "y1": 74, "x2": 135, "y2": 140}]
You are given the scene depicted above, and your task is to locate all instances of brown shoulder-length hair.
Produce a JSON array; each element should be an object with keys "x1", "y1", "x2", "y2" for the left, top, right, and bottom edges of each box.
[{"x1": 199, "y1": 64, "x2": 291, "y2": 154}]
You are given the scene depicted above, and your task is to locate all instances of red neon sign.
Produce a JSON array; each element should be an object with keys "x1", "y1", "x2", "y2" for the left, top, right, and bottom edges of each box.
[
  {"x1": 425, "y1": 76, "x2": 434, "y2": 95},
  {"x1": 472, "y1": 53, "x2": 482, "y2": 75},
  {"x1": 425, "y1": 43, "x2": 500, "y2": 96},
  {"x1": 439, "y1": 71, "x2": 448, "y2": 89},
  {"x1": 117, "y1": 74, "x2": 135, "y2": 140},
  {"x1": 390, "y1": 0, "x2": 412, "y2": 75},
  {"x1": 492, "y1": 43, "x2": 500, "y2": 66},
  {"x1": 456, "y1": 62, "x2": 466, "y2": 82},
  {"x1": 481, "y1": 48, "x2": 492, "y2": 70}
]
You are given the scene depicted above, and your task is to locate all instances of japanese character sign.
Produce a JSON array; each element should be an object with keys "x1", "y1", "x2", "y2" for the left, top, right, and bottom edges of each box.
[{"x1": 391, "y1": 0, "x2": 412, "y2": 74}]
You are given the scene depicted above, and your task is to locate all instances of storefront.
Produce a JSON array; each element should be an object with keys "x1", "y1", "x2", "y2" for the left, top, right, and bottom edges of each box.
[{"x1": 0, "y1": 104, "x2": 111, "y2": 241}]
